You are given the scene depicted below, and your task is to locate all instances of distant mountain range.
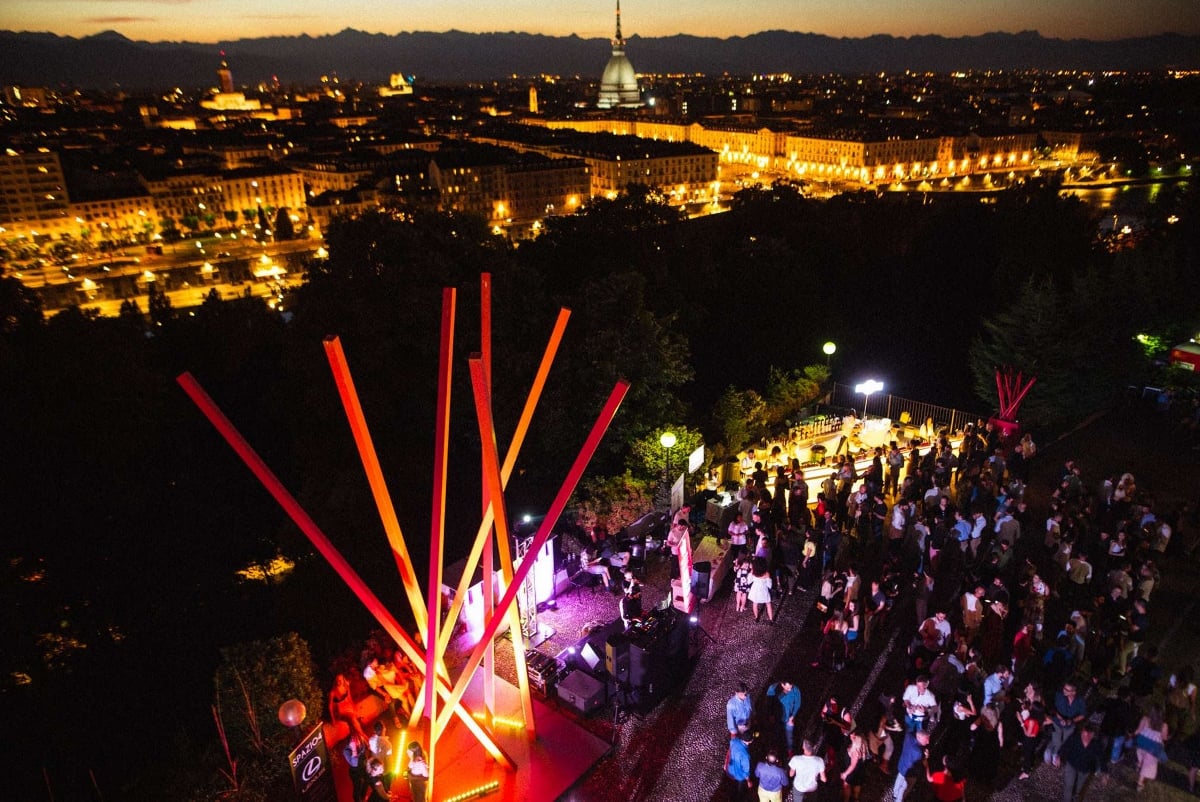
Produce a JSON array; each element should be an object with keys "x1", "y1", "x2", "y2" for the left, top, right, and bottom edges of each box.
[{"x1": 1, "y1": 28, "x2": 1198, "y2": 90}]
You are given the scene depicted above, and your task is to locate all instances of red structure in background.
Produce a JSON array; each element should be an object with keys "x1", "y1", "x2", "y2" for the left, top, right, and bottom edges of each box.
[
  {"x1": 990, "y1": 366, "x2": 1037, "y2": 441},
  {"x1": 178, "y1": 275, "x2": 629, "y2": 799}
]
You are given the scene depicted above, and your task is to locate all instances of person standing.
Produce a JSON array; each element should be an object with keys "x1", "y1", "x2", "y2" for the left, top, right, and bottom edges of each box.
[
  {"x1": 1134, "y1": 707, "x2": 1170, "y2": 792},
  {"x1": 748, "y1": 559, "x2": 775, "y2": 623},
  {"x1": 726, "y1": 728, "x2": 755, "y2": 801},
  {"x1": 734, "y1": 550, "x2": 754, "y2": 613},
  {"x1": 728, "y1": 512, "x2": 750, "y2": 548},
  {"x1": 767, "y1": 679, "x2": 801, "y2": 754},
  {"x1": 902, "y1": 676, "x2": 938, "y2": 733},
  {"x1": 839, "y1": 729, "x2": 870, "y2": 802},
  {"x1": 788, "y1": 740, "x2": 827, "y2": 802},
  {"x1": 727, "y1": 682, "x2": 754, "y2": 739},
  {"x1": 892, "y1": 728, "x2": 930, "y2": 801},
  {"x1": 342, "y1": 733, "x2": 369, "y2": 802},
  {"x1": 1046, "y1": 681, "x2": 1087, "y2": 766},
  {"x1": 754, "y1": 750, "x2": 790, "y2": 802},
  {"x1": 1060, "y1": 723, "x2": 1105, "y2": 802},
  {"x1": 404, "y1": 742, "x2": 428, "y2": 802}
]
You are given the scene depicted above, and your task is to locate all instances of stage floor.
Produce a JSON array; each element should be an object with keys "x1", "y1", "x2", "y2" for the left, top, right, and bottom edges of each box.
[{"x1": 384, "y1": 673, "x2": 612, "y2": 802}]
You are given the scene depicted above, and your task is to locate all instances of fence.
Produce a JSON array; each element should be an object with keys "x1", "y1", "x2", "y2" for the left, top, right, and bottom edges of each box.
[{"x1": 829, "y1": 382, "x2": 988, "y2": 435}]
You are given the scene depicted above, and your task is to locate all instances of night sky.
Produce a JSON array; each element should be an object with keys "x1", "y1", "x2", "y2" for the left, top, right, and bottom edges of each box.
[{"x1": 3, "y1": 0, "x2": 1198, "y2": 43}]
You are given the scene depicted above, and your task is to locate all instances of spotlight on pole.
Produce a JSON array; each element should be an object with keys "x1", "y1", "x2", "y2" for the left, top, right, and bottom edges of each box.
[{"x1": 854, "y1": 379, "x2": 884, "y2": 419}]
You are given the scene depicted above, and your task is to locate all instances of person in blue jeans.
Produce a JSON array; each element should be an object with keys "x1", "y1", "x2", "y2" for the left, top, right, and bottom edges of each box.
[
  {"x1": 726, "y1": 727, "x2": 755, "y2": 801},
  {"x1": 892, "y1": 729, "x2": 930, "y2": 801},
  {"x1": 767, "y1": 679, "x2": 801, "y2": 754},
  {"x1": 1046, "y1": 681, "x2": 1087, "y2": 766}
]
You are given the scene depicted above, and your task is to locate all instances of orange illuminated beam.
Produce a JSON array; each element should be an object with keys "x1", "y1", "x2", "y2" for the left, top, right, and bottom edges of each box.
[
  {"x1": 435, "y1": 308, "x2": 571, "y2": 662},
  {"x1": 175, "y1": 372, "x2": 514, "y2": 770},
  {"x1": 322, "y1": 335, "x2": 433, "y2": 649},
  {"x1": 469, "y1": 355, "x2": 536, "y2": 736},
  {"x1": 436, "y1": 380, "x2": 629, "y2": 735}
]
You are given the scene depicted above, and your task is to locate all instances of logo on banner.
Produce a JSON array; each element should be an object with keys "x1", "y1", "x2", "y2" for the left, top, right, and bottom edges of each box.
[{"x1": 288, "y1": 723, "x2": 333, "y2": 798}]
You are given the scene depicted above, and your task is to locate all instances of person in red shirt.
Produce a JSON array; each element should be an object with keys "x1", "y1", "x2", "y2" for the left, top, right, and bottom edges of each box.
[{"x1": 925, "y1": 755, "x2": 966, "y2": 802}]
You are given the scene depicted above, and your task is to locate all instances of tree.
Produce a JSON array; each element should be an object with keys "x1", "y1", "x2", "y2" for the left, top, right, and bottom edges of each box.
[
  {"x1": 147, "y1": 284, "x2": 174, "y2": 326},
  {"x1": 964, "y1": 276, "x2": 1080, "y2": 429},
  {"x1": 711, "y1": 385, "x2": 767, "y2": 453},
  {"x1": 0, "y1": 275, "x2": 44, "y2": 335},
  {"x1": 626, "y1": 425, "x2": 704, "y2": 483},
  {"x1": 273, "y1": 208, "x2": 295, "y2": 241},
  {"x1": 569, "y1": 471, "x2": 656, "y2": 537},
  {"x1": 764, "y1": 364, "x2": 829, "y2": 427}
]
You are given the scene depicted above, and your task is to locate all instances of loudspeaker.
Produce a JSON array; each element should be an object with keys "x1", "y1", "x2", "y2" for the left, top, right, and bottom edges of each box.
[
  {"x1": 692, "y1": 562, "x2": 712, "y2": 601},
  {"x1": 557, "y1": 670, "x2": 607, "y2": 714},
  {"x1": 606, "y1": 633, "x2": 631, "y2": 682}
]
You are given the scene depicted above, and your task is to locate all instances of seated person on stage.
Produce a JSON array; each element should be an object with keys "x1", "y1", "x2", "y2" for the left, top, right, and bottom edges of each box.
[
  {"x1": 582, "y1": 545, "x2": 613, "y2": 590},
  {"x1": 606, "y1": 542, "x2": 632, "y2": 569},
  {"x1": 620, "y1": 569, "x2": 643, "y2": 626},
  {"x1": 329, "y1": 672, "x2": 371, "y2": 745},
  {"x1": 363, "y1": 650, "x2": 415, "y2": 725}
]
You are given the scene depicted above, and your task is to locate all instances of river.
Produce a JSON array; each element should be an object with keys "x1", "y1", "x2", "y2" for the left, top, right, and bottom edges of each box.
[{"x1": 1060, "y1": 179, "x2": 1190, "y2": 229}]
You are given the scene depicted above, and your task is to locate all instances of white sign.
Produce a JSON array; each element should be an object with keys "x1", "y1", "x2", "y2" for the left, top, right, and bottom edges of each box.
[{"x1": 687, "y1": 445, "x2": 705, "y2": 475}]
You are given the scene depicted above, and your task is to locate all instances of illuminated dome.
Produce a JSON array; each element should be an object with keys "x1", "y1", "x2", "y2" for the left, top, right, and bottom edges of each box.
[{"x1": 597, "y1": 1, "x2": 641, "y2": 109}]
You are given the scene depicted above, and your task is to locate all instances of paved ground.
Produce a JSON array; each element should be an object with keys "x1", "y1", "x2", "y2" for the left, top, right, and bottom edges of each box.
[{"x1": 486, "y1": 404, "x2": 1200, "y2": 802}]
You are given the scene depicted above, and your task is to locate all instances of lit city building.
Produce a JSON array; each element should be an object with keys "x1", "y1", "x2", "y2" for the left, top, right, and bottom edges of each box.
[
  {"x1": 597, "y1": 0, "x2": 642, "y2": 109},
  {"x1": 0, "y1": 147, "x2": 71, "y2": 239}
]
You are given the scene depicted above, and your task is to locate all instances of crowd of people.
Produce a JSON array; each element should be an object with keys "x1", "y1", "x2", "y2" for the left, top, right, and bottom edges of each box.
[
  {"x1": 719, "y1": 422, "x2": 1195, "y2": 801},
  {"x1": 327, "y1": 636, "x2": 429, "y2": 802}
]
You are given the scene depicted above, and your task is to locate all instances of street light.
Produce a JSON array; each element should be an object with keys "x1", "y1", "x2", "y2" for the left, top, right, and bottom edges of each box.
[
  {"x1": 660, "y1": 431, "x2": 677, "y2": 484},
  {"x1": 823, "y1": 341, "x2": 837, "y2": 367},
  {"x1": 854, "y1": 379, "x2": 884, "y2": 419},
  {"x1": 277, "y1": 699, "x2": 306, "y2": 742}
]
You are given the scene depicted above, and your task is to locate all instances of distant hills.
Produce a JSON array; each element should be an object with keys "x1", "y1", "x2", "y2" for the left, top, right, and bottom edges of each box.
[{"x1": 1, "y1": 28, "x2": 1198, "y2": 89}]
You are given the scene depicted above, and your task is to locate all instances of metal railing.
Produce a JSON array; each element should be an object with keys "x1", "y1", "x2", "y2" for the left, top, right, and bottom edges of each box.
[{"x1": 830, "y1": 382, "x2": 988, "y2": 435}]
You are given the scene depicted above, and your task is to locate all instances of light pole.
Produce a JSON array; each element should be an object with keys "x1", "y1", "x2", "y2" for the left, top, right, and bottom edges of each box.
[
  {"x1": 854, "y1": 379, "x2": 883, "y2": 419},
  {"x1": 277, "y1": 698, "x2": 306, "y2": 743},
  {"x1": 823, "y1": 341, "x2": 837, "y2": 368},
  {"x1": 660, "y1": 431, "x2": 677, "y2": 487}
]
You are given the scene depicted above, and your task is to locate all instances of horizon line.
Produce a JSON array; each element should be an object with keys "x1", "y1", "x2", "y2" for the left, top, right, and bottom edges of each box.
[{"x1": 5, "y1": 26, "x2": 1198, "y2": 47}]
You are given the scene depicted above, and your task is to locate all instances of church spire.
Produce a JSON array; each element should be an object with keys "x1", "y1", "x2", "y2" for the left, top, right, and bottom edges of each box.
[{"x1": 613, "y1": 0, "x2": 624, "y2": 49}]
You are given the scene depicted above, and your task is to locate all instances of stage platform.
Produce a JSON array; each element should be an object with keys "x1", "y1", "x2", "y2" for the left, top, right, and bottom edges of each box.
[{"x1": 332, "y1": 672, "x2": 612, "y2": 801}]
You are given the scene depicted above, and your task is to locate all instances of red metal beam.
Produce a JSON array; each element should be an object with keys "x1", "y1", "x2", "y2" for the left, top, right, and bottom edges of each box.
[
  {"x1": 435, "y1": 308, "x2": 570, "y2": 661},
  {"x1": 436, "y1": 380, "x2": 630, "y2": 734},
  {"x1": 322, "y1": 336, "x2": 431, "y2": 645},
  {"x1": 424, "y1": 288, "x2": 456, "y2": 796},
  {"x1": 174, "y1": 371, "x2": 514, "y2": 769},
  {"x1": 469, "y1": 355, "x2": 536, "y2": 736}
]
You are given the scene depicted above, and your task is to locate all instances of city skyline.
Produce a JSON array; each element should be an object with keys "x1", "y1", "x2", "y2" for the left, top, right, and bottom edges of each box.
[{"x1": 3, "y1": 0, "x2": 1199, "y2": 45}]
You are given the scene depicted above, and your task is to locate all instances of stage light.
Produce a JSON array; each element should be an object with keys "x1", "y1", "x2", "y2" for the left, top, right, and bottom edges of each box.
[
  {"x1": 689, "y1": 615, "x2": 698, "y2": 624},
  {"x1": 445, "y1": 780, "x2": 501, "y2": 801}
]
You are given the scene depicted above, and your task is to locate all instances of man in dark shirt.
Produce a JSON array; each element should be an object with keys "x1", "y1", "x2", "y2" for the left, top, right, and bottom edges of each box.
[
  {"x1": 1060, "y1": 724, "x2": 1105, "y2": 802},
  {"x1": 1099, "y1": 686, "x2": 1135, "y2": 772}
]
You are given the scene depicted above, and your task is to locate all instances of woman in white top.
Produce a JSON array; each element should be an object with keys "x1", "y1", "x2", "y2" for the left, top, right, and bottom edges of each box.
[
  {"x1": 727, "y1": 512, "x2": 749, "y2": 546},
  {"x1": 748, "y1": 558, "x2": 775, "y2": 622}
]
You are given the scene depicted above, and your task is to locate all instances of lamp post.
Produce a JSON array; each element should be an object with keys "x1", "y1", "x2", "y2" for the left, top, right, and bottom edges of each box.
[
  {"x1": 854, "y1": 379, "x2": 883, "y2": 419},
  {"x1": 822, "y1": 341, "x2": 837, "y2": 367},
  {"x1": 660, "y1": 431, "x2": 677, "y2": 486},
  {"x1": 277, "y1": 698, "x2": 306, "y2": 743}
]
